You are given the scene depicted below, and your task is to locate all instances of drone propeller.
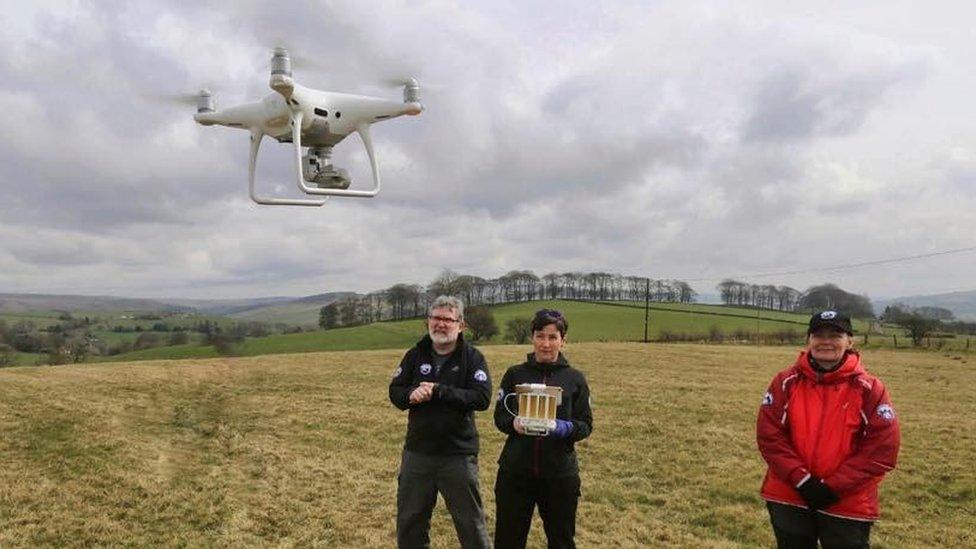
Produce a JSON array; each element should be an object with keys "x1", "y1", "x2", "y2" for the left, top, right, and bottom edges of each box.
[
  {"x1": 145, "y1": 87, "x2": 219, "y2": 111},
  {"x1": 143, "y1": 90, "x2": 196, "y2": 105}
]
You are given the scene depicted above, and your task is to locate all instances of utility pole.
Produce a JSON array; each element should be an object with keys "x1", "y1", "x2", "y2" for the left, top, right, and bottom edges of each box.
[{"x1": 643, "y1": 277, "x2": 650, "y2": 343}]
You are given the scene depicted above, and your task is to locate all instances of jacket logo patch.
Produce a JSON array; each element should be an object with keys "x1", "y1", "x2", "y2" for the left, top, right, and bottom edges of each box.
[
  {"x1": 497, "y1": 388, "x2": 504, "y2": 402},
  {"x1": 420, "y1": 363, "x2": 432, "y2": 375},
  {"x1": 762, "y1": 391, "x2": 774, "y2": 406},
  {"x1": 392, "y1": 367, "x2": 402, "y2": 378},
  {"x1": 473, "y1": 369, "x2": 488, "y2": 382},
  {"x1": 876, "y1": 403, "x2": 896, "y2": 421}
]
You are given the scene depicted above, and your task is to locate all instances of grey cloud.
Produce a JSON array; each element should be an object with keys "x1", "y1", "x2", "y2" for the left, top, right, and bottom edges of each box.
[
  {"x1": 742, "y1": 52, "x2": 933, "y2": 143},
  {"x1": 0, "y1": 2, "x2": 972, "y2": 299}
]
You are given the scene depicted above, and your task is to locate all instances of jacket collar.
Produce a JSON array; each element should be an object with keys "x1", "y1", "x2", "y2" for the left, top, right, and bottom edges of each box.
[
  {"x1": 794, "y1": 349, "x2": 863, "y2": 384},
  {"x1": 526, "y1": 351, "x2": 569, "y2": 371}
]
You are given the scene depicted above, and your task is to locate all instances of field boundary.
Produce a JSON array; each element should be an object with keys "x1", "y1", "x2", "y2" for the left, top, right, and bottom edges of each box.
[{"x1": 579, "y1": 299, "x2": 808, "y2": 326}]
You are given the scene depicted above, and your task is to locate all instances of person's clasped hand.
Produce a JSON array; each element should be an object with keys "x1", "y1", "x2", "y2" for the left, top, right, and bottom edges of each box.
[
  {"x1": 796, "y1": 477, "x2": 839, "y2": 510},
  {"x1": 408, "y1": 382, "x2": 437, "y2": 405}
]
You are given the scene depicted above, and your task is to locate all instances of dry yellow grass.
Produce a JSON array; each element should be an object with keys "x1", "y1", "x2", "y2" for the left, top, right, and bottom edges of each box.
[{"x1": 0, "y1": 343, "x2": 973, "y2": 547}]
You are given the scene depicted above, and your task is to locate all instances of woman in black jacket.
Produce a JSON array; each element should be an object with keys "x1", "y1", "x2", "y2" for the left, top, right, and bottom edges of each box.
[{"x1": 493, "y1": 309, "x2": 593, "y2": 549}]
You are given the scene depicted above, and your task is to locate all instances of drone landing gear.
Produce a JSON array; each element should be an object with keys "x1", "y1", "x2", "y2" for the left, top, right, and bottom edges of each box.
[
  {"x1": 248, "y1": 129, "x2": 326, "y2": 207},
  {"x1": 302, "y1": 147, "x2": 351, "y2": 190}
]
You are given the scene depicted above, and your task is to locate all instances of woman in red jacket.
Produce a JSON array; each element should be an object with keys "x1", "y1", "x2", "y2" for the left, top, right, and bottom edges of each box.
[{"x1": 757, "y1": 310, "x2": 900, "y2": 549}]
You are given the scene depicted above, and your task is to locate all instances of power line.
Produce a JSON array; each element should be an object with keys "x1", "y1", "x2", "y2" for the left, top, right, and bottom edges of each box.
[{"x1": 678, "y1": 245, "x2": 976, "y2": 283}]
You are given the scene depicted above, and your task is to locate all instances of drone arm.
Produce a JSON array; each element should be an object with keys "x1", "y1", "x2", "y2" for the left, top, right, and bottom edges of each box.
[
  {"x1": 295, "y1": 122, "x2": 381, "y2": 198},
  {"x1": 249, "y1": 127, "x2": 326, "y2": 207}
]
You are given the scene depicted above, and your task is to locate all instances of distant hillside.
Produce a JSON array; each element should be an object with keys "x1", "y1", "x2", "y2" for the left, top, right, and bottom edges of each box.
[
  {"x1": 226, "y1": 292, "x2": 358, "y2": 325},
  {"x1": 161, "y1": 297, "x2": 295, "y2": 316},
  {"x1": 875, "y1": 290, "x2": 976, "y2": 321},
  {"x1": 0, "y1": 293, "x2": 189, "y2": 313},
  {"x1": 0, "y1": 292, "x2": 356, "y2": 325}
]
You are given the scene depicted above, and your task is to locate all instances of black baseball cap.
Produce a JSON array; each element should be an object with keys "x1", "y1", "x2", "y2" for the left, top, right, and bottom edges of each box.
[{"x1": 808, "y1": 310, "x2": 853, "y2": 335}]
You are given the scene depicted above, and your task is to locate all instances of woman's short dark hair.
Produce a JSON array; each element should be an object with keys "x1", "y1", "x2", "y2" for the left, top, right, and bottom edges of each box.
[{"x1": 532, "y1": 308, "x2": 568, "y2": 337}]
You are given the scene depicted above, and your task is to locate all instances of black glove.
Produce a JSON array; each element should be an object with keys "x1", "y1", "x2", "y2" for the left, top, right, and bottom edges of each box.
[{"x1": 796, "y1": 477, "x2": 839, "y2": 510}]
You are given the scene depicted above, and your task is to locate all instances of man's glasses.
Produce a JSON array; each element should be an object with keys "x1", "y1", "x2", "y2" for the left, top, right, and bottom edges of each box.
[{"x1": 428, "y1": 315, "x2": 460, "y2": 324}]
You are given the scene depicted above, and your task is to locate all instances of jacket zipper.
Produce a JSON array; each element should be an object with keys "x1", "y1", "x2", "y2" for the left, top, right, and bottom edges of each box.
[
  {"x1": 532, "y1": 371, "x2": 549, "y2": 478},
  {"x1": 810, "y1": 373, "x2": 828, "y2": 480}
]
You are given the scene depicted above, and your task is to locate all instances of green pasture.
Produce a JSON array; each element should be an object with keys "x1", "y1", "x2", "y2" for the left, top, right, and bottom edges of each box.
[
  {"x1": 489, "y1": 300, "x2": 814, "y2": 338},
  {"x1": 596, "y1": 300, "x2": 814, "y2": 323},
  {"x1": 0, "y1": 311, "x2": 63, "y2": 328},
  {"x1": 9, "y1": 300, "x2": 973, "y2": 365},
  {"x1": 102, "y1": 319, "x2": 429, "y2": 362},
  {"x1": 102, "y1": 300, "x2": 818, "y2": 363},
  {"x1": 0, "y1": 343, "x2": 971, "y2": 547}
]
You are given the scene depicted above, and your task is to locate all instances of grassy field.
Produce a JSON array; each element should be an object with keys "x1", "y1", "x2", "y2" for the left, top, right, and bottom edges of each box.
[
  {"x1": 0, "y1": 343, "x2": 972, "y2": 547},
  {"x1": 220, "y1": 298, "x2": 816, "y2": 332}
]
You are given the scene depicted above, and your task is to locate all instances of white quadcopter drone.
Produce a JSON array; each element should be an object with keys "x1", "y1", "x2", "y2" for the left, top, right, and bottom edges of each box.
[{"x1": 193, "y1": 48, "x2": 423, "y2": 206}]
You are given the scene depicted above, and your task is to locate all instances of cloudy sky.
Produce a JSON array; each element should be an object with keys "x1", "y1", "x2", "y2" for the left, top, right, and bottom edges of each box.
[{"x1": 1, "y1": 0, "x2": 974, "y2": 300}]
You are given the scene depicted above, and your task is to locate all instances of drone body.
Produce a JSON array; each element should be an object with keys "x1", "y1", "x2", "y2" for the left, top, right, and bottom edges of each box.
[{"x1": 193, "y1": 49, "x2": 422, "y2": 206}]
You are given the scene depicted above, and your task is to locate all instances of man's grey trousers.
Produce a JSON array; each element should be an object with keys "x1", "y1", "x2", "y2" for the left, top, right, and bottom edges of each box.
[{"x1": 396, "y1": 450, "x2": 491, "y2": 549}]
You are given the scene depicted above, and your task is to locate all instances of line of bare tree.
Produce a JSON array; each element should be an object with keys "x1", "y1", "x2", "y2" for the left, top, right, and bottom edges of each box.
[
  {"x1": 716, "y1": 280, "x2": 875, "y2": 318},
  {"x1": 320, "y1": 270, "x2": 698, "y2": 329}
]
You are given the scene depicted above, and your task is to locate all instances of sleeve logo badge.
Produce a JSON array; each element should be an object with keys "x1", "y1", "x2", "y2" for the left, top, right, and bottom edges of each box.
[{"x1": 876, "y1": 403, "x2": 896, "y2": 421}]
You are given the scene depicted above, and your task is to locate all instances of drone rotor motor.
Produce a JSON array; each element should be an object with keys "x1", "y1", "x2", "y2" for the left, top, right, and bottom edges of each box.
[
  {"x1": 403, "y1": 78, "x2": 420, "y2": 104},
  {"x1": 271, "y1": 47, "x2": 292, "y2": 77},
  {"x1": 196, "y1": 89, "x2": 215, "y2": 113}
]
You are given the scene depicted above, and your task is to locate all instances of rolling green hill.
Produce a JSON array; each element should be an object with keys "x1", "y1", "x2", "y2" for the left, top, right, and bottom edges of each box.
[
  {"x1": 227, "y1": 302, "x2": 341, "y2": 326},
  {"x1": 226, "y1": 292, "x2": 357, "y2": 325},
  {"x1": 102, "y1": 300, "x2": 819, "y2": 363}
]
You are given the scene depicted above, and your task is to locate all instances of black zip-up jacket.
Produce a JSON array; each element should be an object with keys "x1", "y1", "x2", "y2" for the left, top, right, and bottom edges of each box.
[
  {"x1": 389, "y1": 334, "x2": 492, "y2": 455},
  {"x1": 494, "y1": 352, "x2": 593, "y2": 478}
]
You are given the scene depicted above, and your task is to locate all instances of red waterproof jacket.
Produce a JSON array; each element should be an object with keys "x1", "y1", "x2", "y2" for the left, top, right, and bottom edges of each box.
[{"x1": 757, "y1": 350, "x2": 900, "y2": 521}]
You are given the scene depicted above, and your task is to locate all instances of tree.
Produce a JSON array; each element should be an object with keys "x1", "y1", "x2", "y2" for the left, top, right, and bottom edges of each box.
[
  {"x1": 66, "y1": 338, "x2": 91, "y2": 363},
  {"x1": 798, "y1": 283, "x2": 874, "y2": 318},
  {"x1": 134, "y1": 332, "x2": 162, "y2": 351},
  {"x1": 915, "y1": 306, "x2": 955, "y2": 321},
  {"x1": 244, "y1": 322, "x2": 271, "y2": 338},
  {"x1": 899, "y1": 312, "x2": 939, "y2": 346},
  {"x1": 428, "y1": 269, "x2": 462, "y2": 298},
  {"x1": 168, "y1": 331, "x2": 190, "y2": 345},
  {"x1": 46, "y1": 347, "x2": 71, "y2": 365},
  {"x1": 675, "y1": 281, "x2": 698, "y2": 304},
  {"x1": 339, "y1": 299, "x2": 359, "y2": 327},
  {"x1": 465, "y1": 306, "x2": 498, "y2": 341},
  {"x1": 205, "y1": 329, "x2": 244, "y2": 356},
  {"x1": 881, "y1": 304, "x2": 909, "y2": 324},
  {"x1": 505, "y1": 317, "x2": 533, "y2": 344},
  {"x1": 319, "y1": 303, "x2": 340, "y2": 329},
  {"x1": 0, "y1": 343, "x2": 14, "y2": 367}
]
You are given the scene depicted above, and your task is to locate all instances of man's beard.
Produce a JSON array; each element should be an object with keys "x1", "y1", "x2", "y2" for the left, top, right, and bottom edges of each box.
[{"x1": 430, "y1": 331, "x2": 457, "y2": 345}]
